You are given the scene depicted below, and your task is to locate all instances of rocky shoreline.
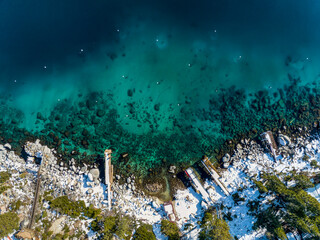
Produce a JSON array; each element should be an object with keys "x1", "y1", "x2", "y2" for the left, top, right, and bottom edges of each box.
[{"x1": 2, "y1": 112, "x2": 320, "y2": 239}]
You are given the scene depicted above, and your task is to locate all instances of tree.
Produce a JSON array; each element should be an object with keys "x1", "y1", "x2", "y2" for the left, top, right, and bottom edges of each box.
[
  {"x1": 50, "y1": 195, "x2": 100, "y2": 219},
  {"x1": 0, "y1": 212, "x2": 19, "y2": 238},
  {"x1": 133, "y1": 224, "x2": 156, "y2": 240},
  {"x1": 114, "y1": 215, "x2": 134, "y2": 240},
  {"x1": 254, "y1": 207, "x2": 286, "y2": 240},
  {"x1": 103, "y1": 216, "x2": 117, "y2": 239},
  {"x1": 253, "y1": 180, "x2": 268, "y2": 194},
  {"x1": 292, "y1": 174, "x2": 314, "y2": 190},
  {"x1": 101, "y1": 214, "x2": 135, "y2": 240},
  {"x1": 255, "y1": 174, "x2": 320, "y2": 238},
  {"x1": 160, "y1": 220, "x2": 180, "y2": 240},
  {"x1": 199, "y1": 212, "x2": 232, "y2": 240}
]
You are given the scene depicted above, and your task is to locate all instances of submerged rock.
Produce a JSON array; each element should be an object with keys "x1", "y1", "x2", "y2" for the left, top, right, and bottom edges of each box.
[{"x1": 97, "y1": 110, "x2": 105, "y2": 117}]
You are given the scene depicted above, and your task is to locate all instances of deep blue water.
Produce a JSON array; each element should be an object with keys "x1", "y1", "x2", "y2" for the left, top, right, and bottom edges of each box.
[
  {"x1": 1, "y1": 0, "x2": 319, "y2": 79},
  {"x1": 1, "y1": 0, "x2": 320, "y2": 170}
]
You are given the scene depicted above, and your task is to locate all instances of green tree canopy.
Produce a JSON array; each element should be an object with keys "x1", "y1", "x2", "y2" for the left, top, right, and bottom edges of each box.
[
  {"x1": 254, "y1": 174, "x2": 320, "y2": 239},
  {"x1": 160, "y1": 219, "x2": 180, "y2": 240},
  {"x1": 199, "y1": 212, "x2": 232, "y2": 240},
  {"x1": 0, "y1": 212, "x2": 19, "y2": 238},
  {"x1": 49, "y1": 195, "x2": 101, "y2": 219},
  {"x1": 133, "y1": 224, "x2": 156, "y2": 240}
]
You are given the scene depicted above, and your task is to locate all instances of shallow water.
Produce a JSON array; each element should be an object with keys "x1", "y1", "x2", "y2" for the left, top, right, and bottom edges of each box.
[{"x1": 1, "y1": 0, "x2": 320, "y2": 172}]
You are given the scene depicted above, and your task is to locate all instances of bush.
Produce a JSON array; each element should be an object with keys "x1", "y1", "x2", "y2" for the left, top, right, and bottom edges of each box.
[
  {"x1": 302, "y1": 155, "x2": 310, "y2": 161},
  {"x1": 50, "y1": 196, "x2": 85, "y2": 218},
  {"x1": 0, "y1": 171, "x2": 11, "y2": 184},
  {"x1": 19, "y1": 172, "x2": 28, "y2": 179},
  {"x1": 133, "y1": 224, "x2": 156, "y2": 240},
  {"x1": 50, "y1": 195, "x2": 101, "y2": 219},
  {"x1": 311, "y1": 160, "x2": 319, "y2": 168},
  {"x1": 10, "y1": 200, "x2": 23, "y2": 211},
  {"x1": 0, "y1": 212, "x2": 19, "y2": 238},
  {"x1": 0, "y1": 185, "x2": 10, "y2": 195},
  {"x1": 103, "y1": 216, "x2": 117, "y2": 239},
  {"x1": 199, "y1": 212, "x2": 232, "y2": 240},
  {"x1": 83, "y1": 204, "x2": 101, "y2": 218},
  {"x1": 160, "y1": 220, "x2": 180, "y2": 240},
  {"x1": 101, "y1": 214, "x2": 135, "y2": 240}
]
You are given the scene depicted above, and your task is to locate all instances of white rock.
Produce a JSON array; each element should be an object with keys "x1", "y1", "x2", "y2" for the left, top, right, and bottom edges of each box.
[
  {"x1": 4, "y1": 143, "x2": 11, "y2": 150},
  {"x1": 223, "y1": 162, "x2": 230, "y2": 168},
  {"x1": 222, "y1": 153, "x2": 231, "y2": 163},
  {"x1": 89, "y1": 168, "x2": 100, "y2": 181},
  {"x1": 88, "y1": 173, "x2": 93, "y2": 182}
]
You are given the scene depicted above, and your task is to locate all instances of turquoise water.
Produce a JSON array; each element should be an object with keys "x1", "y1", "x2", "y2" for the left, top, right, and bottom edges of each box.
[{"x1": 1, "y1": 0, "x2": 320, "y2": 173}]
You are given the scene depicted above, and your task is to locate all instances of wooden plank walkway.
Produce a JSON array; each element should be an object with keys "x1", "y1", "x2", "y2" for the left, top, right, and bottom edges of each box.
[
  {"x1": 28, "y1": 164, "x2": 42, "y2": 229},
  {"x1": 201, "y1": 157, "x2": 230, "y2": 196}
]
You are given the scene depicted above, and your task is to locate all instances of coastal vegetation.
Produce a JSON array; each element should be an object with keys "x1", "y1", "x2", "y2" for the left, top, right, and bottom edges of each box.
[
  {"x1": 132, "y1": 224, "x2": 156, "y2": 240},
  {"x1": 199, "y1": 211, "x2": 232, "y2": 240},
  {"x1": 91, "y1": 213, "x2": 135, "y2": 240},
  {"x1": 48, "y1": 195, "x2": 101, "y2": 219},
  {"x1": 254, "y1": 174, "x2": 320, "y2": 239},
  {"x1": 160, "y1": 219, "x2": 180, "y2": 240},
  {"x1": 0, "y1": 212, "x2": 19, "y2": 238},
  {"x1": 0, "y1": 171, "x2": 11, "y2": 194},
  {"x1": 0, "y1": 171, "x2": 11, "y2": 183}
]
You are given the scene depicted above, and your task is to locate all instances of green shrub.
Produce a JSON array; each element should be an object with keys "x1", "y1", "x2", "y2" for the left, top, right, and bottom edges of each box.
[
  {"x1": 42, "y1": 230, "x2": 53, "y2": 240},
  {"x1": 0, "y1": 171, "x2": 11, "y2": 184},
  {"x1": 311, "y1": 160, "x2": 319, "y2": 168},
  {"x1": 83, "y1": 204, "x2": 101, "y2": 218},
  {"x1": 50, "y1": 195, "x2": 101, "y2": 219},
  {"x1": 0, "y1": 212, "x2": 19, "y2": 238},
  {"x1": 114, "y1": 215, "x2": 135, "y2": 240},
  {"x1": 133, "y1": 224, "x2": 156, "y2": 240},
  {"x1": 100, "y1": 214, "x2": 135, "y2": 240},
  {"x1": 10, "y1": 200, "x2": 23, "y2": 211},
  {"x1": 90, "y1": 218, "x2": 102, "y2": 232},
  {"x1": 43, "y1": 190, "x2": 54, "y2": 202},
  {"x1": 103, "y1": 216, "x2": 117, "y2": 239},
  {"x1": 0, "y1": 185, "x2": 10, "y2": 195},
  {"x1": 19, "y1": 172, "x2": 28, "y2": 179},
  {"x1": 199, "y1": 212, "x2": 232, "y2": 240},
  {"x1": 42, "y1": 210, "x2": 48, "y2": 219},
  {"x1": 302, "y1": 155, "x2": 310, "y2": 161},
  {"x1": 160, "y1": 220, "x2": 179, "y2": 240}
]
